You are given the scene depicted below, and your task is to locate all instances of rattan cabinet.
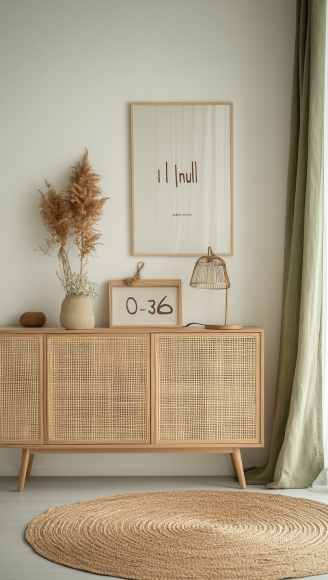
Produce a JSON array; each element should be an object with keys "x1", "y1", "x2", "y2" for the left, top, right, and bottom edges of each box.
[
  {"x1": 0, "y1": 335, "x2": 43, "y2": 445},
  {"x1": 47, "y1": 335, "x2": 150, "y2": 444},
  {"x1": 0, "y1": 327, "x2": 264, "y2": 491}
]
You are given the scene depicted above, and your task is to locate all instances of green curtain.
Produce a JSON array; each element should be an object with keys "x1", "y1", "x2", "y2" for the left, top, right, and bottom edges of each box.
[{"x1": 246, "y1": 0, "x2": 326, "y2": 489}]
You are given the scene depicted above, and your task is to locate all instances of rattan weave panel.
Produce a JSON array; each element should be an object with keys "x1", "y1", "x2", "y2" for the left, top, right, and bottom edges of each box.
[
  {"x1": 156, "y1": 336, "x2": 257, "y2": 441},
  {"x1": 0, "y1": 336, "x2": 40, "y2": 441},
  {"x1": 48, "y1": 337, "x2": 148, "y2": 442}
]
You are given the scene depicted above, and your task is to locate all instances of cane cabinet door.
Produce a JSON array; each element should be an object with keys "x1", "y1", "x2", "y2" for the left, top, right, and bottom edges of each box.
[
  {"x1": 153, "y1": 333, "x2": 262, "y2": 445},
  {"x1": 47, "y1": 335, "x2": 150, "y2": 444},
  {"x1": 0, "y1": 334, "x2": 44, "y2": 444}
]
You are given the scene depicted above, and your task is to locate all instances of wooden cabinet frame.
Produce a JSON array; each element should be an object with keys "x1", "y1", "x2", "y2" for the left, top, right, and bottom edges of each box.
[
  {"x1": 46, "y1": 333, "x2": 151, "y2": 445},
  {"x1": 0, "y1": 333, "x2": 45, "y2": 446},
  {"x1": 0, "y1": 327, "x2": 264, "y2": 492},
  {"x1": 151, "y1": 332, "x2": 263, "y2": 446}
]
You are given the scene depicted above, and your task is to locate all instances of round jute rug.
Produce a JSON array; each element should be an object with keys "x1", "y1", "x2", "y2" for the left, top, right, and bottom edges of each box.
[{"x1": 26, "y1": 490, "x2": 328, "y2": 580}]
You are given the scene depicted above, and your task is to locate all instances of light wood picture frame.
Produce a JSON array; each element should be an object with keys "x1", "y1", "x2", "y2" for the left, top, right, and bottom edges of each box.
[
  {"x1": 109, "y1": 280, "x2": 182, "y2": 328},
  {"x1": 131, "y1": 102, "x2": 233, "y2": 256}
]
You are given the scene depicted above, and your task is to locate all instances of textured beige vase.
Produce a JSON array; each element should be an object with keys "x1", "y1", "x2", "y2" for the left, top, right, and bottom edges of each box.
[{"x1": 60, "y1": 295, "x2": 95, "y2": 330}]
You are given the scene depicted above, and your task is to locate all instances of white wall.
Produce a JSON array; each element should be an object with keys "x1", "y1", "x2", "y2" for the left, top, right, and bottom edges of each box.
[{"x1": 0, "y1": 0, "x2": 295, "y2": 476}]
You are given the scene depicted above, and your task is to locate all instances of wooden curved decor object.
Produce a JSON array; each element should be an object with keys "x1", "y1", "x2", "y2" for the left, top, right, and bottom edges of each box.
[{"x1": 20, "y1": 312, "x2": 46, "y2": 327}]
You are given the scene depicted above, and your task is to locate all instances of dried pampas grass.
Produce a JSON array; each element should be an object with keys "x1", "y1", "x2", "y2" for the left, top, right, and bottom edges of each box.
[{"x1": 36, "y1": 150, "x2": 108, "y2": 296}]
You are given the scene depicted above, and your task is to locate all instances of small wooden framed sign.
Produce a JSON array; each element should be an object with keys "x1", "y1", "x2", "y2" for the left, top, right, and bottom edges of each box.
[{"x1": 109, "y1": 280, "x2": 182, "y2": 328}]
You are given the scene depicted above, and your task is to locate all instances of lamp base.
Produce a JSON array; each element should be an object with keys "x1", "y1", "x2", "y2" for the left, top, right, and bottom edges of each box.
[{"x1": 205, "y1": 324, "x2": 243, "y2": 330}]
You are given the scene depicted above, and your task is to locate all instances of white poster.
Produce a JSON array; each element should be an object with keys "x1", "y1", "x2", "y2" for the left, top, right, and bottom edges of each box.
[{"x1": 131, "y1": 102, "x2": 233, "y2": 256}]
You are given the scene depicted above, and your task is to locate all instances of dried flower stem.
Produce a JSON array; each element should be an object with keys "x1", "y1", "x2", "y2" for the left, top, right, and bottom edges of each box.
[{"x1": 35, "y1": 150, "x2": 108, "y2": 296}]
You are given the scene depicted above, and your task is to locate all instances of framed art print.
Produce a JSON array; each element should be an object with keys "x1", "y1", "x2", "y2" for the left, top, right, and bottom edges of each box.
[
  {"x1": 109, "y1": 280, "x2": 182, "y2": 328},
  {"x1": 131, "y1": 102, "x2": 233, "y2": 256}
]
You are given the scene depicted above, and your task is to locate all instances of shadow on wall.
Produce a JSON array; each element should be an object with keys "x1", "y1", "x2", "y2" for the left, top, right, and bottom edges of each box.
[{"x1": 95, "y1": 280, "x2": 110, "y2": 328}]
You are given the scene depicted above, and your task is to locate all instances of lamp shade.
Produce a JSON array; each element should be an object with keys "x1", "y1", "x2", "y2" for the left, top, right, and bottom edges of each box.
[{"x1": 190, "y1": 247, "x2": 230, "y2": 290}]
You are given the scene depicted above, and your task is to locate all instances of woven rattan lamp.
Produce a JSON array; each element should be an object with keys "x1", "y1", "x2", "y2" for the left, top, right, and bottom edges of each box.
[{"x1": 190, "y1": 247, "x2": 242, "y2": 330}]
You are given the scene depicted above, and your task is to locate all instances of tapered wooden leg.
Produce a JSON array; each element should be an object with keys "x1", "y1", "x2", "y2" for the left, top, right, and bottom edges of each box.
[
  {"x1": 232, "y1": 447, "x2": 246, "y2": 489},
  {"x1": 18, "y1": 449, "x2": 30, "y2": 492},
  {"x1": 26, "y1": 453, "x2": 34, "y2": 479},
  {"x1": 230, "y1": 453, "x2": 237, "y2": 477}
]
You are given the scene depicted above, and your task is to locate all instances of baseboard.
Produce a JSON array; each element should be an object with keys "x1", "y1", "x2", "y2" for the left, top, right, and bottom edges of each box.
[
  {"x1": 0, "y1": 449, "x2": 236, "y2": 477},
  {"x1": 0, "y1": 468, "x2": 233, "y2": 477}
]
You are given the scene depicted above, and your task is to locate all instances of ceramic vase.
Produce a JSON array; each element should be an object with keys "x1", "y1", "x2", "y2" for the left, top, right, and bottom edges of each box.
[{"x1": 60, "y1": 295, "x2": 95, "y2": 330}]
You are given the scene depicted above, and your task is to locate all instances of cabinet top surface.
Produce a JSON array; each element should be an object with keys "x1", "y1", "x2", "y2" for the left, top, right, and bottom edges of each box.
[{"x1": 0, "y1": 326, "x2": 263, "y2": 334}]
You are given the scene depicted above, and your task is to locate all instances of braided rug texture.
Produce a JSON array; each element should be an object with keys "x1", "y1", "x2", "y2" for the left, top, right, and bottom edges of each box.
[{"x1": 26, "y1": 490, "x2": 328, "y2": 580}]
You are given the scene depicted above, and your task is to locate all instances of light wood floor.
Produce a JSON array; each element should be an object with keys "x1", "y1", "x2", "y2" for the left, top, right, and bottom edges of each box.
[{"x1": 1, "y1": 475, "x2": 328, "y2": 580}]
